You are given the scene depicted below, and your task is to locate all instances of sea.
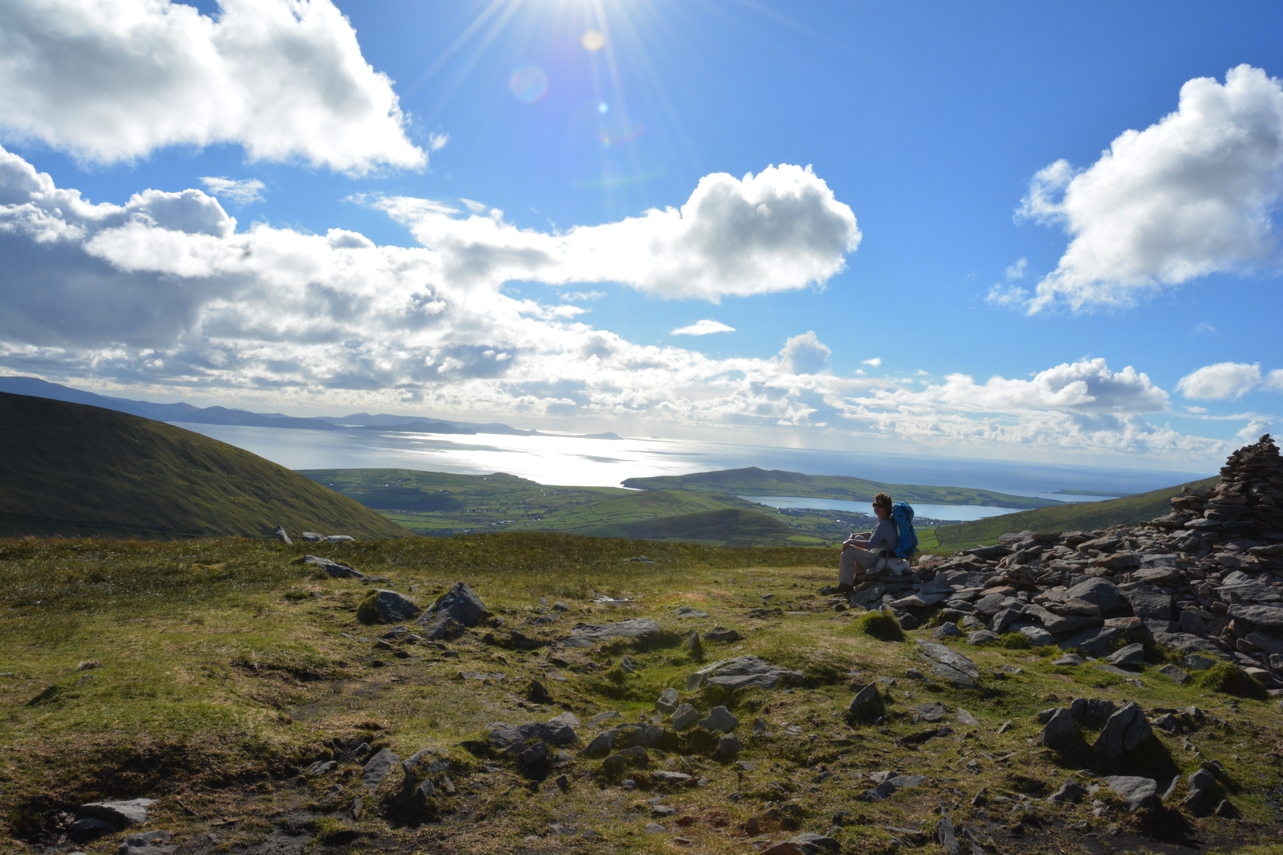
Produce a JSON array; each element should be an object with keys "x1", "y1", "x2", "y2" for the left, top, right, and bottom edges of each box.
[{"x1": 173, "y1": 423, "x2": 1210, "y2": 520}]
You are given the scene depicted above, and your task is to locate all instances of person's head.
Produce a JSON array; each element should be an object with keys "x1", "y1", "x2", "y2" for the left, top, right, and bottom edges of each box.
[{"x1": 873, "y1": 492, "x2": 893, "y2": 520}]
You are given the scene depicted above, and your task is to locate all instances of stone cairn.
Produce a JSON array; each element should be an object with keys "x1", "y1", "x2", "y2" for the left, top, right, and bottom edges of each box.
[{"x1": 837, "y1": 435, "x2": 1283, "y2": 694}]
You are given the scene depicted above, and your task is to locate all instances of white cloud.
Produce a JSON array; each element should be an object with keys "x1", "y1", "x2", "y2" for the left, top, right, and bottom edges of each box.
[
  {"x1": 201, "y1": 176, "x2": 265, "y2": 205},
  {"x1": 374, "y1": 164, "x2": 861, "y2": 301},
  {"x1": 1237, "y1": 417, "x2": 1273, "y2": 442},
  {"x1": 1178, "y1": 361, "x2": 1283, "y2": 400},
  {"x1": 0, "y1": 145, "x2": 1230, "y2": 465},
  {"x1": 0, "y1": 0, "x2": 425, "y2": 173},
  {"x1": 780, "y1": 331, "x2": 831, "y2": 375},
  {"x1": 1018, "y1": 65, "x2": 1283, "y2": 312},
  {"x1": 862, "y1": 357, "x2": 881, "y2": 367},
  {"x1": 560, "y1": 290, "x2": 605, "y2": 302},
  {"x1": 671, "y1": 319, "x2": 735, "y2": 336},
  {"x1": 986, "y1": 257, "x2": 1031, "y2": 307}
]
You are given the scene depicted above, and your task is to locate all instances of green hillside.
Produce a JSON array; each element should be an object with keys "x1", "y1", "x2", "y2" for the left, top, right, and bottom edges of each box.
[
  {"x1": 581, "y1": 507, "x2": 805, "y2": 546},
  {"x1": 923, "y1": 475, "x2": 1219, "y2": 551},
  {"x1": 622, "y1": 466, "x2": 1057, "y2": 510},
  {"x1": 0, "y1": 393, "x2": 407, "y2": 540}
]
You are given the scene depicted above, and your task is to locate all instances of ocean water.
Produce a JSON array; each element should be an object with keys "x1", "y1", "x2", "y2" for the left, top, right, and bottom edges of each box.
[
  {"x1": 742, "y1": 496, "x2": 1023, "y2": 521},
  {"x1": 173, "y1": 423, "x2": 1208, "y2": 502}
]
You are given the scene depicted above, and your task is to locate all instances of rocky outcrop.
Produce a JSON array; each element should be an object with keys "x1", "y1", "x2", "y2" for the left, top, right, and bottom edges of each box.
[{"x1": 834, "y1": 436, "x2": 1283, "y2": 694}]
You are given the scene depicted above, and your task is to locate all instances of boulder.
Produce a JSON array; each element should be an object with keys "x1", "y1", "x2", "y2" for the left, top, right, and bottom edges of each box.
[
  {"x1": 487, "y1": 720, "x2": 578, "y2": 750},
  {"x1": 1105, "y1": 643, "x2": 1146, "y2": 670},
  {"x1": 915, "y1": 640, "x2": 980, "y2": 688},
  {"x1": 670, "y1": 704, "x2": 701, "y2": 731},
  {"x1": 847, "y1": 683, "x2": 883, "y2": 723},
  {"x1": 699, "y1": 706, "x2": 739, "y2": 733},
  {"x1": 1102, "y1": 775, "x2": 1159, "y2": 812},
  {"x1": 1182, "y1": 768, "x2": 1217, "y2": 815},
  {"x1": 656, "y1": 687, "x2": 679, "y2": 715},
  {"x1": 562, "y1": 619, "x2": 662, "y2": 648},
  {"x1": 1065, "y1": 578, "x2": 1129, "y2": 615},
  {"x1": 582, "y1": 730, "x2": 618, "y2": 758},
  {"x1": 272, "y1": 525, "x2": 292, "y2": 545},
  {"x1": 304, "y1": 554, "x2": 364, "y2": 579},
  {"x1": 363, "y1": 748, "x2": 401, "y2": 790},
  {"x1": 1047, "y1": 779, "x2": 1088, "y2": 804},
  {"x1": 933, "y1": 622, "x2": 962, "y2": 639},
  {"x1": 704, "y1": 627, "x2": 742, "y2": 643},
  {"x1": 1123, "y1": 584, "x2": 1173, "y2": 626},
  {"x1": 1228, "y1": 604, "x2": 1283, "y2": 631},
  {"x1": 1093, "y1": 702, "x2": 1153, "y2": 758},
  {"x1": 118, "y1": 830, "x2": 176, "y2": 855},
  {"x1": 966, "y1": 630, "x2": 997, "y2": 645},
  {"x1": 1038, "y1": 708, "x2": 1081, "y2": 749},
  {"x1": 786, "y1": 832, "x2": 841, "y2": 854},
  {"x1": 418, "y1": 582, "x2": 491, "y2": 636},
  {"x1": 1058, "y1": 626, "x2": 1123, "y2": 658},
  {"x1": 359, "y1": 589, "x2": 420, "y2": 624},
  {"x1": 691, "y1": 656, "x2": 803, "y2": 690},
  {"x1": 76, "y1": 799, "x2": 155, "y2": 829},
  {"x1": 714, "y1": 734, "x2": 743, "y2": 762},
  {"x1": 1070, "y1": 698, "x2": 1118, "y2": 729},
  {"x1": 910, "y1": 702, "x2": 946, "y2": 722}
]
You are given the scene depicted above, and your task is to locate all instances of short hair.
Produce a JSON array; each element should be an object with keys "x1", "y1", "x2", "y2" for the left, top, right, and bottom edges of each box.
[{"x1": 873, "y1": 492, "x2": 893, "y2": 509}]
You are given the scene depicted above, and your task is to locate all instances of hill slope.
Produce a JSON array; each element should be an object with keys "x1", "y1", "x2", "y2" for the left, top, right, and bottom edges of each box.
[
  {"x1": 582, "y1": 507, "x2": 803, "y2": 546},
  {"x1": 0, "y1": 393, "x2": 407, "y2": 539},
  {"x1": 924, "y1": 475, "x2": 1219, "y2": 551},
  {"x1": 623, "y1": 466, "x2": 1057, "y2": 510}
]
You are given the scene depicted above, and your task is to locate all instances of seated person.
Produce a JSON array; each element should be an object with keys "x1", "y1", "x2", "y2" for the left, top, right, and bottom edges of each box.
[{"x1": 838, "y1": 492, "x2": 898, "y2": 592}]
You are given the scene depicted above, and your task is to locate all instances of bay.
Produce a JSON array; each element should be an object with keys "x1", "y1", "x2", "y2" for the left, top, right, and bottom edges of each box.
[{"x1": 742, "y1": 496, "x2": 1021, "y2": 522}]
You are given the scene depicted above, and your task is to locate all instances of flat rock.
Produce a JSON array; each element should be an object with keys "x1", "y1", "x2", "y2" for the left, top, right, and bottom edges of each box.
[
  {"x1": 651, "y1": 770, "x2": 693, "y2": 785},
  {"x1": 675, "y1": 606, "x2": 709, "y2": 619},
  {"x1": 916, "y1": 640, "x2": 980, "y2": 688},
  {"x1": 966, "y1": 630, "x2": 997, "y2": 645},
  {"x1": 1106, "y1": 642, "x2": 1146, "y2": 669},
  {"x1": 1058, "y1": 626, "x2": 1123, "y2": 658},
  {"x1": 1158, "y1": 663, "x2": 1191, "y2": 684},
  {"x1": 1124, "y1": 584, "x2": 1173, "y2": 625},
  {"x1": 703, "y1": 627, "x2": 742, "y2": 643},
  {"x1": 787, "y1": 832, "x2": 841, "y2": 854},
  {"x1": 933, "y1": 622, "x2": 962, "y2": 639},
  {"x1": 303, "y1": 554, "x2": 364, "y2": 579},
  {"x1": 1053, "y1": 653, "x2": 1086, "y2": 667},
  {"x1": 1151, "y1": 630, "x2": 1224, "y2": 657},
  {"x1": 1228, "y1": 604, "x2": 1283, "y2": 630},
  {"x1": 77, "y1": 799, "x2": 156, "y2": 828},
  {"x1": 488, "y1": 720, "x2": 578, "y2": 750},
  {"x1": 118, "y1": 830, "x2": 175, "y2": 855},
  {"x1": 1102, "y1": 775, "x2": 1159, "y2": 812},
  {"x1": 911, "y1": 702, "x2": 946, "y2": 722},
  {"x1": 1065, "y1": 578, "x2": 1129, "y2": 615},
  {"x1": 1019, "y1": 625, "x2": 1056, "y2": 646},
  {"x1": 1094, "y1": 702, "x2": 1152, "y2": 758},
  {"x1": 562, "y1": 619, "x2": 662, "y2": 648},
  {"x1": 699, "y1": 705, "x2": 739, "y2": 733},
  {"x1": 362, "y1": 589, "x2": 420, "y2": 624},
  {"x1": 691, "y1": 656, "x2": 803, "y2": 689}
]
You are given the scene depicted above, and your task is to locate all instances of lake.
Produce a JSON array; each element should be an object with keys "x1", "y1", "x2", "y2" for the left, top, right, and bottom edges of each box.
[{"x1": 174, "y1": 422, "x2": 1206, "y2": 505}]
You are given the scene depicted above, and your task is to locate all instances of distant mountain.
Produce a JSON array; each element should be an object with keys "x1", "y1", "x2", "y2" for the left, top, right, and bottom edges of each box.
[
  {"x1": 0, "y1": 376, "x2": 535, "y2": 435},
  {"x1": 624, "y1": 466, "x2": 1059, "y2": 510},
  {"x1": 0, "y1": 392, "x2": 407, "y2": 539}
]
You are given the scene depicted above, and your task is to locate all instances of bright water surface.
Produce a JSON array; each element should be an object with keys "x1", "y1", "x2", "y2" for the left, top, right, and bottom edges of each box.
[
  {"x1": 174, "y1": 423, "x2": 1204, "y2": 506},
  {"x1": 741, "y1": 496, "x2": 1023, "y2": 521}
]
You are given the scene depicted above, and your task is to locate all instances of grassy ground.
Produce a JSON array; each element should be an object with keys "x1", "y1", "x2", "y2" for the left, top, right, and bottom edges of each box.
[
  {"x1": 2, "y1": 534, "x2": 1281, "y2": 854},
  {"x1": 923, "y1": 477, "x2": 1219, "y2": 552}
]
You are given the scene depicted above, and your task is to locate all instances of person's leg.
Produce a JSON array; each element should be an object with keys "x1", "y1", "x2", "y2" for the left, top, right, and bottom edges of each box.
[{"x1": 838, "y1": 548, "x2": 858, "y2": 588}]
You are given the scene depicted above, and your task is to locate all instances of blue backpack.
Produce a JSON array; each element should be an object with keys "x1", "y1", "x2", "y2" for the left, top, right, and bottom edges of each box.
[{"x1": 891, "y1": 502, "x2": 918, "y2": 560}]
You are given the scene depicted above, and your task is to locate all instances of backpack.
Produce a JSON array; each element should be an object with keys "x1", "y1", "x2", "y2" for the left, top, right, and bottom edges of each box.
[{"x1": 890, "y1": 502, "x2": 918, "y2": 560}]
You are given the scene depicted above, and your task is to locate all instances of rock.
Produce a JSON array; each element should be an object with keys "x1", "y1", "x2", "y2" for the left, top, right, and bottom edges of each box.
[
  {"x1": 676, "y1": 606, "x2": 709, "y2": 618},
  {"x1": 691, "y1": 656, "x2": 803, "y2": 689},
  {"x1": 323, "y1": 534, "x2": 355, "y2": 542},
  {"x1": 301, "y1": 531, "x2": 324, "y2": 542},
  {"x1": 562, "y1": 619, "x2": 662, "y2": 648},
  {"x1": 934, "y1": 622, "x2": 962, "y2": 639},
  {"x1": 1048, "y1": 779, "x2": 1088, "y2": 804},
  {"x1": 656, "y1": 687, "x2": 679, "y2": 715},
  {"x1": 761, "y1": 844, "x2": 804, "y2": 855},
  {"x1": 363, "y1": 748, "x2": 401, "y2": 789},
  {"x1": 1070, "y1": 698, "x2": 1118, "y2": 729},
  {"x1": 1039, "y1": 708, "x2": 1081, "y2": 748},
  {"x1": 304, "y1": 554, "x2": 364, "y2": 579},
  {"x1": 847, "y1": 683, "x2": 884, "y2": 723},
  {"x1": 699, "y1": 706, "x2": 739, "y2": 733},
  {"x1": 1105, "y1": 643, "x2": 1146, "y2": 670},
  {"x1": 911, "y1": 702, "x2": 946, "y2": 722},
  {"x1": 1058, "y1": 626, "x2": 1123, "y2": 658},
  {"x1": 1019, "y1": 625, "x2": 1057, "y2": 646},
  {"x1": 272, "y1": 525, "x2": 292, "y2": 545},
  {"x1": 651, "y1": 770, "x2": 693, "y2": 785},
  {"x1": 1094, "y1": 702, "x2": 1153, "y2": 758},
  {"x1": 1182, "y1": 768, "x2": 1217, "y2": 815},
  {"x1": 526, "y1": 679, "x2": 554, "y2": 704},
  {"x1": 1053, "y1": 653, "x2": 1086, "y2": 667},
  {"x1": 1182, "y1": 653, "x2": 1218, "y2": 671},
  {"x1": 418, "y1": 582, "x2": 491, "y2": 635},
  {"x1": 488, "y1": 720, "x2": 579, "y2": 750},
  {"x1": 1124, "y1": 584, "x2": 1173, "y2": 626},
  {"x1": 787, "y1": 832, "x2": 841, "y2": 854},
  {"x1": 956, "y1": 708, "x2": 979, "y2": 726},
  {"x1": 991, "y1": 608, "x2": 1024, "y2": 634},
  {"x1": 1157, "y1": 664, "x2": 1190, "y2": 684},
  {"x1": 1179, "y1": 610, "x2": 1208, "y2": 636},
  {"x1": 1065, "y1": 578, "x2": 1129, "y2": 615},
  {"x1": 936, "y1": 810, "x2": 960, "y2": 855},
  {"x1": 360, "y1": 589, "x2": 420, "y2": 624},
  {"x1": 76, "y1": 799, "x2": 156, "y2": 829},
  {"x1": 967, "y1": 630, "x2": 998, "y2": 645},
  {"x1": 714, "y1": 734, "x2": 744, "y2": 761},
  {"x1": 915, "y1": 640, "x2": 980, "y2": 688},
  {"x1": 582, "y1": 730, "x2": 618, "y2": 758},
  {"x1": 671, "y1": 704, "x2": 701, "y2": 731},
  {"x1": 704, "y1": 627, "x2": 742, "y2": 643},
  {"x1": 1228, "y1": 604, "x2": 1283, "y2": 630},
  {"x1": 118, "y1": 830, "x2": 175, "y2": 855},
  {"x1": 1102, "y1": 775, "x2": 1159, "y2": 812},
  {"x1": 1097, "y1": 552, "x2": 1141, "y2": 571}
]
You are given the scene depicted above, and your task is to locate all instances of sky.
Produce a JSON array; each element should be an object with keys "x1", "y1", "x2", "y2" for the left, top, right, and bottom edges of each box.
[{"x1": 1, "y1": 0, "x2": 1283, "y2": 471}]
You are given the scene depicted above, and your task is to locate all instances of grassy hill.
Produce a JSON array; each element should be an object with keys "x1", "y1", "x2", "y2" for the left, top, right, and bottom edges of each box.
[
  {"x1": 582, "y1": 507, "x2": 805, "y2": 546},
  {"x1": 622, "y1": 466, "x2": 1058, "y2": 510},
  {"x1": 0, "y1": 392, "x2": 407, "y2": 540},
  {"x1": 922, "y1": 475, "x2": 1219, "y2": 551}
]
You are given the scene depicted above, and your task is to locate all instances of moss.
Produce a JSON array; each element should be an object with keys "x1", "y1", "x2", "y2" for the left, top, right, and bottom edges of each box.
[
  {"x1": 355, "y1": 591, "x2": 381, "y2": 625},
  {"x1": 998, "y1": 632, "x2": 1033, "y2": 650},
  {"x1": 857, "y1": 610, "x2": 904, "y2": 642},
  {"x1": 1199, "y1": 662, "x2": 1268, "y2": 700}
]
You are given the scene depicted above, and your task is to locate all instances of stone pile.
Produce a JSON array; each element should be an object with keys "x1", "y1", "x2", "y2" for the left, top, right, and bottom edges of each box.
[{"x1": 839, "y1": 435, "x2": 1283, "y2": 694}]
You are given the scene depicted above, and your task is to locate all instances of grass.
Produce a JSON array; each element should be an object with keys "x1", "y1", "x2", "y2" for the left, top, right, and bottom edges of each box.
[
  {"x1": 0, "y1": 392, "x2": 406, "y2": 540},
  {"x1": 1, "y1": 532, "x2": 1280, "y2": 855},
  {"x1": 926, "y1": 476, "x2": 1219, "y2": 551},
  {"x1": 1199, "y1": 662, "x2": 1269, "y2": 700}
]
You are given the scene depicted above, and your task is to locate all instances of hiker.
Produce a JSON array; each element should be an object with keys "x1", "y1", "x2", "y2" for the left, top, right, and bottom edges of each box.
[{"x1": 838, "y1": 492, "x2": 898, "y2": 592}]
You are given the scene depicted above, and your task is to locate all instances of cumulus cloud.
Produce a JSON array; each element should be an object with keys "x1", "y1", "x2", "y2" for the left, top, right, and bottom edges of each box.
[
  {"x1": 862, "y1": 357, "x2": 882, "y2": 367},
  {"x1": 374, "y1": 164, "x2": 861, "y2": 301},
  {"x1": 0, "y1": 0, "x2": 425, "y2": 173},
  {"x1": 1017, "y1": 65, "x2": 1283, "y2": 312},
  {"x1": 201, "y1": 176, "x2": 265, "y2": 205},
  {"x1": 0, "y1": 145, "x2": 1229, "y2": 464},
  {"x1": 1178, "y1": 361, "x2": 1283, "y2": 399},
  {"x1": 671, "y1": 319, "x2": 734, "y2": 336}
]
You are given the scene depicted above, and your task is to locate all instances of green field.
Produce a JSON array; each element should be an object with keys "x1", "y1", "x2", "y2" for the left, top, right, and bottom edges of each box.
[
  {"x1": 921, "y1": 476, "x2": 1219, "y2": 551},
  {"x1": 622, "y1": 466, "x2": 1060, "y2": 509},
  {"x1": 0, "y1": 393, "x2": 406, "y2": 540}
]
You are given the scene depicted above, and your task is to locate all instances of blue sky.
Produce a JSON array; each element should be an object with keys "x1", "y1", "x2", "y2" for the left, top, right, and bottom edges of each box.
[{"x1": 1, "y1": 0, "x2": 1282, "y2": 469}]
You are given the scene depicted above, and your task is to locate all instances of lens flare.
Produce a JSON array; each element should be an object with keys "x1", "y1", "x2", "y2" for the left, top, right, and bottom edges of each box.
[
  {"x1": 509, "y1": 65, "x2": 548, "y2": 102},
  {"x1": 580, "y1": 30, "x2": 605, "y2": 51}
]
